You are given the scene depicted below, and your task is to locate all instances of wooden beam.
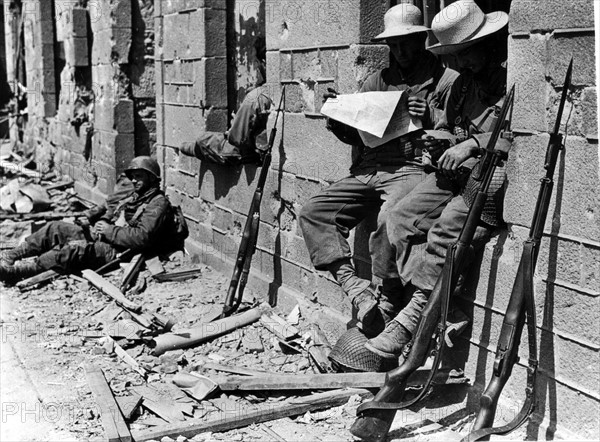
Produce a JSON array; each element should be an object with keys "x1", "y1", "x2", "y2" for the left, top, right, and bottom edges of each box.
[
  {"x1": 82, "y1": 270, "x2": 142, "y2": 312},
  {"x1": 153, "y1": 267, "x2": 202, "y2": 282},
  {"x1": 85, "y1": 364, "x2": 132, "y2": 442},
  {"x1": 214, "y1": 368, "x2": 468, "y2": 392},
  {"x1": 131, "y1": 388, "x2": 372, "y2": 442},
  {"x1": 200, "y1": 362, "x2": 270, "y2": 377},
  {"x1": 120, "y1": 253, "x2": 144, "y2": 292},
  {"x1": 217, "y1": 372, "x2": 386, "y2": 391},
  {"x1": 16, "y1": 270, "x2": 58, "y2": 291},
  {"x1": 260, "y1": 311, "x2": 299, "y2": 341}
]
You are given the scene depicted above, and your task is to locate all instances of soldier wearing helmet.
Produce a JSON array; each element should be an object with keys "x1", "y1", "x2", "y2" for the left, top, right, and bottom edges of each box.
[{"x1": 0, "y1": 156, "x2": 180, "y2": 284}]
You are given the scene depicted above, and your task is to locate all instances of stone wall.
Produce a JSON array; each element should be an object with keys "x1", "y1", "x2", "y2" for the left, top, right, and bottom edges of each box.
[
  {"x1": 156, "y1": 0, "x2": 599, "y2": 438},
  {"x1": 4, "y1": 0, "x2": 155, "y2": 204},
  {"x1": 458, "y1": 0, "x2": 598, "y2": 438}
]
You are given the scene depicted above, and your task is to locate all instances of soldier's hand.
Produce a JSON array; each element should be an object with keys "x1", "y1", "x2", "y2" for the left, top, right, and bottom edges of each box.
[
  {"x1": 322, "y1": 87, "x2": 339, "y2": 103},
  {"x1": 408, "y1": 96, "x2": 428, "y2": 119},
  {"x1": 423, "y1": 135, "x2": 451, "y2": 162},
  {"x1": 438, "y1": 139, "x2": 478, "y2": 178},
  {"x1": 93, "y1": 220, "x2": 110, "y2": 237}
]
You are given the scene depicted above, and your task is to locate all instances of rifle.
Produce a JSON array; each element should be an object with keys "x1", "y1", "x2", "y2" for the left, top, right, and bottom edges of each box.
[
  {"x1": 350, "y1": 85, "x2": 515, "y2": 442},
  {"x1": 221, "y1": 88, "x2": 286, "y2": 318},
  {"x1": 462, "y1": 59, "x2": 573, "y2": 442}
]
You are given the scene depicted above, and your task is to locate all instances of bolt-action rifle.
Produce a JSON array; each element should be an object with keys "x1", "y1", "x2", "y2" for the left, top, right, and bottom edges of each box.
[
  {"x1": 221, "y1": 88, "x2": 286, "y2": 318},
  {"x1": 462, "y1": 59, "x2": 573, "y2": 442},
  {"x1": 350, "y1": 85, "x2": 516, "y2": 442}
]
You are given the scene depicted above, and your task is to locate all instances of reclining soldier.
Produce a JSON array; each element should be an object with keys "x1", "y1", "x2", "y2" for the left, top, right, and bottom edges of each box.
[
  {"x1": 299, "y1": 3, "x2": 457, "y2": 336},
  {"x1": 0, "y1": 156, "x2": 178, "y2": 284},
  {"x1": 366, "y1": 0, "x2": 511, "y2": 358}
]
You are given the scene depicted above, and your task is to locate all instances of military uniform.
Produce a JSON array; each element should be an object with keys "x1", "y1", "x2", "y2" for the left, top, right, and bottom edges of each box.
[
  {"x1": 386, "y1": 66, "x2": 509, "y2": 334},
  {"x1": 299, "y1": 52, "x2": 458, "y2": 287},
  {"x1": 25, "y1": 186, "x2": 174, "y2": 273}
]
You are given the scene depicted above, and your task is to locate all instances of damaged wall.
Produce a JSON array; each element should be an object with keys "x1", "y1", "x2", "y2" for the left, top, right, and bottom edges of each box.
[
  {"x1": 3, "y1": 0, "x2": 156, "y2": 204},
  {"x1": 156, "y1": 0, "x2": 599, "y2": 439}
]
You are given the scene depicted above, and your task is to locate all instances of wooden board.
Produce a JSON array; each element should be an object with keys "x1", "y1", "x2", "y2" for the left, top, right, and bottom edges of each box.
[
  {"x1": 85, "y1": 364, "x2": 132, "y2": 442},
  {"x1": 16, "y1": 270, "x2": 58, "y2": 291},
  {"x1": 82, "y1": 270, "x2": 142, "y2": 312},
  {"x1": 200, "y1": 362, "x2": 269, "y2": 377},
  {"x1": 260, "y1": 311, "x2": 300, "y2": 341},
  {"x1": 145, "y1": 256, "x2": 165, "y2": 276},
  {"x1": 115, "y1": 394, "x2": 143, "y2": 421},
  {"x1": 120, "y1": 253, "x2": 144, "y2": 292},
  {"x1": 131, "y1": 388, "x2": 371, "y2": 441},
  {"x1": 217, "y1": 372, "x2": 387, "y2": 391}
]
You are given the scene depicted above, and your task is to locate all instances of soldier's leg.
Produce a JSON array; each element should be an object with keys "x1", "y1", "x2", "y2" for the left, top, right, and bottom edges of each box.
[
  {"x1": 299, "y1": 175, "x2": 382, "y2": 331},
  {"x1": 36, "y1": 240, "x2": 118, "y2": 273},
  {"x1": 369, "y1": 166, "x2": 429, "y2": 321}
]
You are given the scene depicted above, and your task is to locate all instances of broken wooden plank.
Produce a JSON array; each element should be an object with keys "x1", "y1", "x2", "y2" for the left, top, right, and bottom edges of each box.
[
  {"x1": 120, "y1": 253, "x2": 144, "y2": 292},
  {"x1": 150, "y1": 306, "x2": 264, "y2": 356},
  {"x1": 200, "y1": 362, "x2": 269, "y2": 377},
  {"x1": 0, "y1": 210, "x2": 84, "y2": 222},
  {"x1": 153, "y1": 267, "x2": 202, "y2": 282},
  {"x1": 84, "y1": 364, "x2": 132, "y2": 442},
  {"x1": 260, "y1": 310, "x2": 300, "y2": 341},
  {"x1": 16, "y1": 270, "x2": 59, "y2": 291},
  {"x1": 131, "y1": 388, "x2": 371, "y2": 441},
  {"x1": 145, "y1": 256, "x2": 165, "y2": 276},
  {"x1": 0, "y1": 161, "x2": 40, "y2": 177},
  {"x1": 82, "y1": 269, "x2": 142, "y2": 312},
  {"x1": 115, "y1": 394, "x2": 143, "y2": 421},
  {"x1": 214, "y1": 368, "x2": 468, "y2": 392},
  {"x1": 44, "y1": 180, "x2": 74, "y2": 191},
  {"x1": 217, "y1": 372, "x2": 386, "y2": 391},
  {"x1": 307, "y1": 324, "x2": 333, "y2": 373}
]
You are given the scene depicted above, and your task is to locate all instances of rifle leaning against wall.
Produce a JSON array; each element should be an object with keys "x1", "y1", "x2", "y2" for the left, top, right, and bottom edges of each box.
[
  {"x1": 462, "y1": 59, "x2": 573, "y2": 442},
  {"x1": 221, "y1": 87, "x2": 286, "y2": 318},
  {"x1": 350, "y1": 85, "x2": 516, "y2": 442}
]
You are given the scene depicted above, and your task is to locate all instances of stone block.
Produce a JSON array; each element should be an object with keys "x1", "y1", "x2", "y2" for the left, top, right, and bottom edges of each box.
[
  {"x1": 547, "y1": 283, "x2": 600, "y2": 343},
  {"x1": 66, "y1": 6, "x2": 88, "y2": 38},
  {"x1": 165, "y1": 168, "x2": 200, "y2": 197},
  {"x1": 65, "y1": 36, "x2": 89, "y2": 67},
  {"x1": 163, "y1": 104, "x2": 206, "y2": 147},
  {"x1": 509, "y1": 0, "x2": 594, "y2": 33},
  {"x1": 163, "y1": 9, "x2": 226, "y2": 60},
  {"x1": 265, "y1": 0, "x2": 387, "y2": 50},
  {"x1": 270, "y1": 113, "x2": 352, "y2": 183},
  {"x1": 579, "y1": 87, "x2": 598, "y2": 140},
  {"x1": 548, "y1": 33, "x2": 596, "y2": 87},
  {"x1": 508, "y1": 35, "x2": 548, "y2": 133},
  {"x1": 132, "y1": 64, "x2": 156, "y2": 99},
  {"x1": 90, "y1": 0, "x2": 132, "y2": 33},
  {"x1": 337, "y1": 44, "x2": 389, "y2": 92},
  {"x1": 91, "y1": 28, "x2": 132, "y2": 65},
  {"x1": 192, "y1": 57, "x2": 228, "y2": 107},
  {"x1": 505, "y1": 134, "x2": 599, "y2": 242},
  {"x1": 94, "y1": 99, "x2": 134, "y2": 133}
]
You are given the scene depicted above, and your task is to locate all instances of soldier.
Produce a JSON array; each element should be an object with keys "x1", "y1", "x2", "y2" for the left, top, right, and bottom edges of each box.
[
  {"x1": 0, "y1": 156, "x2": 181, "y2": 283},
  {"x1": 298, "y1": 3, "x2": 457, "y2": 336},
  {"x1": 367, "y1": 0, "x2": 511, "y2": 358},
  {"x1": 179, "y1": 37, "x2": 273, "y2": 166}
]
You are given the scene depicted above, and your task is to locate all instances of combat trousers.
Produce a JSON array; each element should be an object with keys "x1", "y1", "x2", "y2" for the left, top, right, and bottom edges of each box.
[
  {"x1": 299, "y1": 165, "x2": 426, "y2": 279},
  {"x1": 386, "y1": 172, "x2": 493, "y2": 332},
  {"x1": 25, "y1": 221, "x2": 117, "y2": 273}
]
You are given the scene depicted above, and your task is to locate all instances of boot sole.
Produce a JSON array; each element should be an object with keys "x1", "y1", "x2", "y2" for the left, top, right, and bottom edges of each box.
[{"x1": 364, "y1": 341, "x2": 401, "y2": 360}]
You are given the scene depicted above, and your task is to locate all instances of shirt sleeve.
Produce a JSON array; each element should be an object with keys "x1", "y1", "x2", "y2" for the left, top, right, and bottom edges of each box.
[{"x1": 101, "y1": 196, "x2": 171, "y2": 251}]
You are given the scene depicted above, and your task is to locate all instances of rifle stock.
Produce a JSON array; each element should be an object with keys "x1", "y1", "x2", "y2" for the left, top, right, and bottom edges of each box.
[
  {"x1": 351, "y1": 85, "x2": 515, "y2": 442},
  {"x1": 464, "y1": 60, "x2": 572, "y2": 441},
  {"x1": 221, "y1": 88, "x2": 286, "y2": 318}
]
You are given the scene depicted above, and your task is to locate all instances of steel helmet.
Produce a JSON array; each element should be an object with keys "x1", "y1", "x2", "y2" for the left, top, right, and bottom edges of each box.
[
  {"x1": 329, "y1": 328, "x2": 398, "y2": 373},
  {"x1": 125, "y1": 156, "x2": 161, "y2": 180}
]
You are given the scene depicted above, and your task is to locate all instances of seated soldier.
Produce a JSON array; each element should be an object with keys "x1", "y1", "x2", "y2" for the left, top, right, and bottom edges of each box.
[
  {"x1": 179, "y1": 38, "x2": 273, "y2": 166},
  {"x1": 367, "y1": 0, "x2": 511, "y2": 358},
  {"x1": 0, "y1": 156, "x2": 180, "y2": 284}
]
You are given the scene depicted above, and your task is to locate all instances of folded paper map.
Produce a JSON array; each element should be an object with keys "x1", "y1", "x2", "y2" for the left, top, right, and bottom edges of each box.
[{"x1": 320, "y1": 91, "x2": 422, "y2": 148}]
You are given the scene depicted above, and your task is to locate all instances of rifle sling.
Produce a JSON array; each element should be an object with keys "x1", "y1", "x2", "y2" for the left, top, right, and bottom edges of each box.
[{"x1": 463, "y1": 243, "x2": 539, "y2": 442}]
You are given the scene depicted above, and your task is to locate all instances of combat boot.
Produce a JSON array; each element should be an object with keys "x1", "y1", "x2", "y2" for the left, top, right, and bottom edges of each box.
[
  {"x1": 365, "y1": 319, "x2": 412, "y2": 359},
  {"x1": 0, "y1": 261, "x2": 43, "y2": 284},
  {"x1": 0, "y1": 242, "x2": 35, "y2": 266}
]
